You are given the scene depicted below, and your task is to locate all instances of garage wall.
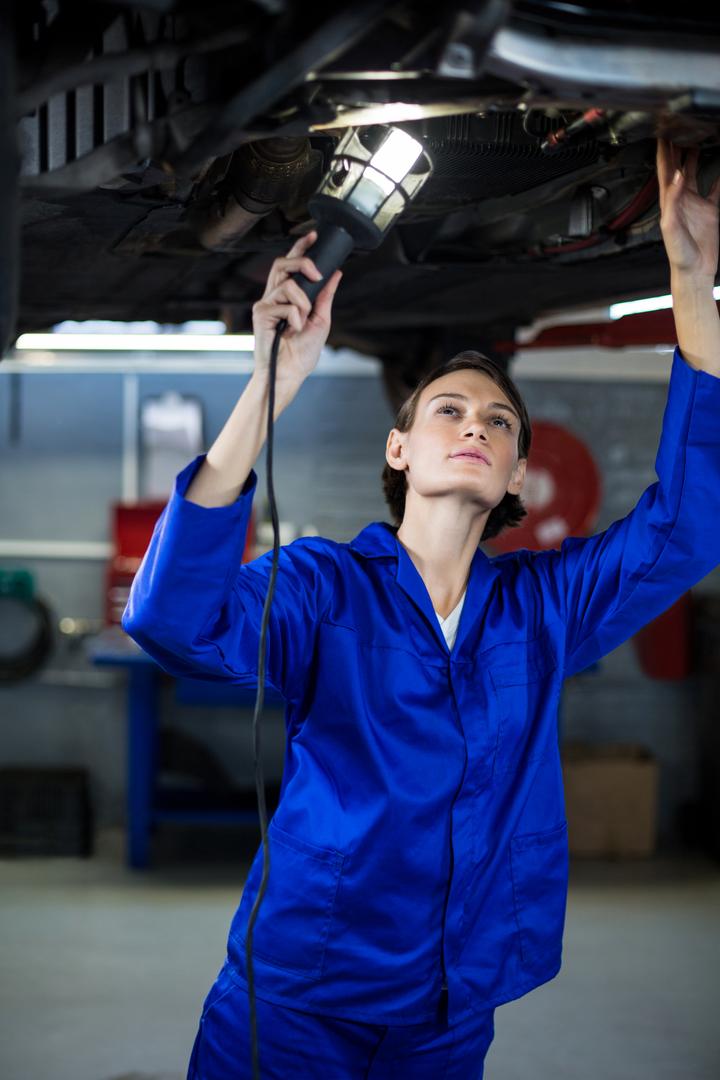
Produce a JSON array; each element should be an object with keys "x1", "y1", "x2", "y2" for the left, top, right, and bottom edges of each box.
[
  {"x1": 0, "y1": 363, "x2": 397, "y2": 828},
  {"x1": 0, "y1": 357, "x2": 715, "y2": 844}
]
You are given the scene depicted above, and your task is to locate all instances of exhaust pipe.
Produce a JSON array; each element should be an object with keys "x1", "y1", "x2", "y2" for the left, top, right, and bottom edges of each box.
[{"x1": 190, "y1": 137, "x2": 322, "y2": 250}]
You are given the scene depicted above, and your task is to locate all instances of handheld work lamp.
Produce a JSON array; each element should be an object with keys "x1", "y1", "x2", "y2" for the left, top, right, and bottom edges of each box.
[
  {"x1": 247, "y1": 124, "x2": 433, "y2": 1080},
  {"x1": 289, "y1": 123, "x2": 434, "y2": 302}
]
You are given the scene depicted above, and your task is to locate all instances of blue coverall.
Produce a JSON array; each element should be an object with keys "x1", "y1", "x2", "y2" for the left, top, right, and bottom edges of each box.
[{"x1": 122, "y1": 344, "x2": 720, "y2": 1077}]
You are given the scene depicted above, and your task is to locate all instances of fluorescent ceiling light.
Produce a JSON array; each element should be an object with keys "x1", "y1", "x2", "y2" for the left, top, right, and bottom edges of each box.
[
  {"x1": 15, "y1": 332, "x2": 255, "y2": 351},
  {"x1": 609, "y1": 286, "x2": 720, "y2": 319},
  {"x1": 52, "y1": 319, "x2": 229, "y2": 335}
]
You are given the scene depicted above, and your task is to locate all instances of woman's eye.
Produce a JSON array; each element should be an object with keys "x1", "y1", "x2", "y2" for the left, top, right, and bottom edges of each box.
[{"x1": 436, "y1": 405, "x2": 513, "y2": 429}]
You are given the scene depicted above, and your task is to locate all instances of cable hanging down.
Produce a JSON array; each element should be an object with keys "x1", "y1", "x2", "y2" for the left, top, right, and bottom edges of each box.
[{"x1": 244, "y1": 316, "x2": 286, "y2": 1080}]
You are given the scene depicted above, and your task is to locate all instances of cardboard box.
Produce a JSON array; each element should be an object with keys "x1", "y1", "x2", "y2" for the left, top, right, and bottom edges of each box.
[{"x1": 561, "y1": 741, "x2": 659, "y2": 858}]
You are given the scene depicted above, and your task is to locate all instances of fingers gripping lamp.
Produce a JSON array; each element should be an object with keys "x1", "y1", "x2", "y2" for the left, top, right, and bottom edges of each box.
[{"x1": 247, "y1": 125, "x2": 433, "y2": 1079}]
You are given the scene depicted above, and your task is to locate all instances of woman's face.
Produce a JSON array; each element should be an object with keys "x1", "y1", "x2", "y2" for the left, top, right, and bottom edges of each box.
[{"x1": 385, "y1": 369, "x2": 527, "y2": 512}]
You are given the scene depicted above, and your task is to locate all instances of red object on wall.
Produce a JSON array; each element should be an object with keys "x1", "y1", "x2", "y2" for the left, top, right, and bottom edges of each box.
[
  {"x1": 106, "y1": 499, "x2": 257, "y2": 625},
  {"x1": 632, "y1": 591, "x2": 693, "y2": 680},
  {"x1": 486, "y1": 420, "x2": 602, "y2": 554},
  {"x1": 105, "y1": 502, "x2": 167, "y2": 626}
]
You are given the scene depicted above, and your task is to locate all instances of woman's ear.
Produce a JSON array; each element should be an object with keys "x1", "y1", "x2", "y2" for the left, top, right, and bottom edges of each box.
[
  {"x1": 385, "y1": 428, "x2": 408, "y2": 472},
  {"x1": 507, "y1": 457, "x2": 527, "y2": 496}
]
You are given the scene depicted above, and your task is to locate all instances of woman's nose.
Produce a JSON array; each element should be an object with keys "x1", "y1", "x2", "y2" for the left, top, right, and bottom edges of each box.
[{"x1": 464, "y1": 423, "x2": 488, "y2": 439}]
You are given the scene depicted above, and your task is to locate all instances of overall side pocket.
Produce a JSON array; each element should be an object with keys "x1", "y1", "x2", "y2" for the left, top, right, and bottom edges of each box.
[
  {"x1": 509, "y1": 819, "x2": 569, "y2": 973},
  {"x1": 231, "y1": 819, "x2": 345, "y2": 980}
]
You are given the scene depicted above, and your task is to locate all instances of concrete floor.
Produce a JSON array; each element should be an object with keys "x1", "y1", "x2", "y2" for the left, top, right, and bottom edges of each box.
[{"x1": 1, "y1": 827, "x2": 719, "y2": 1080}]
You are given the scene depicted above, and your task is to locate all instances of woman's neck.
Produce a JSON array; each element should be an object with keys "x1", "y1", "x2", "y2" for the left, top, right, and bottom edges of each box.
[{"x1": 395, "y1": 500, "x2": 489, "y2": 618}]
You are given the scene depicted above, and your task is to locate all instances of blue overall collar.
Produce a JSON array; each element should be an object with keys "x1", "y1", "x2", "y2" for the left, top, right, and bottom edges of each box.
[{"x1": 348, "y1": 521, "x2": 500, "y2": 657}]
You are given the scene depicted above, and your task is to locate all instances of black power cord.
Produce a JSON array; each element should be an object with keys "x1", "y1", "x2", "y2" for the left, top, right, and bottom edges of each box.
[
  {"x1": 243, "y1": 219, "x2": 363, "y2": 1077},
  {"x1": 243, "y1": 229, "x2": 356, "y2": 1077},
  {"x1": 245, "y1": 316, "x2": 287, "y2": 1080}
]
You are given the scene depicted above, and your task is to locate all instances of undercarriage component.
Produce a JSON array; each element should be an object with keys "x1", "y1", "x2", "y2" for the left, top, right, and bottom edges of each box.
[
  {"x1": 401, "y1": 111, "x2": 605, "y2": 222},
  {"x1": 435, "y1": 0, "x2": 512, "y2": 78},
  {"x1": 170, "y1": 0, "x2": 398, "y2": 175},
  {"x1": 188, "y1": 137, "x2": 323, "y2": 250},
  {"x1": 485, "y1": 22, "x2": 720, "y2": 111}
]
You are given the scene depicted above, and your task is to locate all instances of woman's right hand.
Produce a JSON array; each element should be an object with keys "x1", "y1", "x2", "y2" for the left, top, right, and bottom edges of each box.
[{"x1": 252, "y1": 230, "x2": 343, "y2": 388}]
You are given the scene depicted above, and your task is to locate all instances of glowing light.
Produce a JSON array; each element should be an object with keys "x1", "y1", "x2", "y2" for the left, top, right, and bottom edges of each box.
[
  {"x1": 369, "y1": 127, "x2": 424, "y2": 183},
  {"x1": 609, "y1": 286, "x2": 720, "y2": 319},
  {"x1": 15, "y1": 333, "x2": 255, "y2": 352}
]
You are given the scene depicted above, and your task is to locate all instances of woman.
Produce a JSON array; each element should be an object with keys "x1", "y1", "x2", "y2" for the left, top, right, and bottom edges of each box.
[{"x1": 122, "y1": 138, "x2": 720, "y2": 1079}]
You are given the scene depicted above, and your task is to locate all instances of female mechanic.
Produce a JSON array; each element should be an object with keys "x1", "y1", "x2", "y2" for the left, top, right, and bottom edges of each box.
[{"x1": 122, "y1": 137, "x2": 720, "y2": 1079}]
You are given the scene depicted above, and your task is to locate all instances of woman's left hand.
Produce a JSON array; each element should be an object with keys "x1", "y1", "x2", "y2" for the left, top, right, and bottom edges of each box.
[{"x1": 657, "y1": 137, "x2": 720, "y2": 279}]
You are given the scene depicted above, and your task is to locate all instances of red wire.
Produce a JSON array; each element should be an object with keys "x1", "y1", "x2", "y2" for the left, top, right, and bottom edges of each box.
[{"x1": 533, "y1": 173, "x2": 659, "y2": 256}]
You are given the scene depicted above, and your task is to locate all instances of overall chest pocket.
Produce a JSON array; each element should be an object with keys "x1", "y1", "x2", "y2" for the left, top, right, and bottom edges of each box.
[
  {"x1": 231, "y1": 819, "x2": 345, "y2": 980},
  {"x1": 487, "y1": 632, "x2": 559, "y2": 776}
]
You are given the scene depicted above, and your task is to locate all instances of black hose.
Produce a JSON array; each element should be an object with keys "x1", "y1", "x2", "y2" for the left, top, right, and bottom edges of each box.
[{"x1": 0, "y1": 594, "x2": 55, "y2": 684}]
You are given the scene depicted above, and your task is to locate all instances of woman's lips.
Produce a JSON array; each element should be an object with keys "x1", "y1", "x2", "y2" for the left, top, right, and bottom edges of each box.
[{"x1": 451, "y1": 452, "x2": 490, "y2": 465}]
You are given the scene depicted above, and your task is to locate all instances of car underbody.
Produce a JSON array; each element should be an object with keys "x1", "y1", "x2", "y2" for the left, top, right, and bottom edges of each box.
[{"x1": 5, "y1": 0, "x2": 720, "y2": 394}]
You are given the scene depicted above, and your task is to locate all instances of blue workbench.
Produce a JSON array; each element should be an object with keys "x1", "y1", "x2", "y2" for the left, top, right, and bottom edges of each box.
[{"x1": 85, "y1": 626, "x2": 283, "y2": 868}]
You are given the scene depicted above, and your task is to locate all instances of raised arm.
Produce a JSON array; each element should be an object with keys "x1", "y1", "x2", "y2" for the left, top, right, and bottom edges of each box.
[
  {"x1": 657, "y1": 137, "x2": 720, "y2": 377},
  {"x1": 121, "y1": 234, "x2": 343, "y2": 703},
  {"x1": 533, "y1": 138, "x2": 720, "y2": 676},
  {"x1": 184, "y1": 230, "x2": 342, "y2": 507}
]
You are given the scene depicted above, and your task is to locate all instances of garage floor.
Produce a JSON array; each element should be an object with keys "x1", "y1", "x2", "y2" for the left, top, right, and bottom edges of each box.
[{"x1": 1, "y1": 828, "x2": 719, "y2": 1080}]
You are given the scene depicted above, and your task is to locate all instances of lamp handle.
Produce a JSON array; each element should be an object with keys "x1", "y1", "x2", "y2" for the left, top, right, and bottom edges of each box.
[{"x1": 290, "y1": 224, "x2": 355, "y2": 306}]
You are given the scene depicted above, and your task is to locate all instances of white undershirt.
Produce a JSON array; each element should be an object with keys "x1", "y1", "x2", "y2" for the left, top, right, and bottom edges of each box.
[{"x1": 433, "y1": 588, "x2": 467, "y2": 651}]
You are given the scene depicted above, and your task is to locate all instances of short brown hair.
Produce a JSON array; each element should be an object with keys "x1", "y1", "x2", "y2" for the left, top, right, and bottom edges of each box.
[{"x1": 381, "y1": 350, "x2": 532, "y2": 542}]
